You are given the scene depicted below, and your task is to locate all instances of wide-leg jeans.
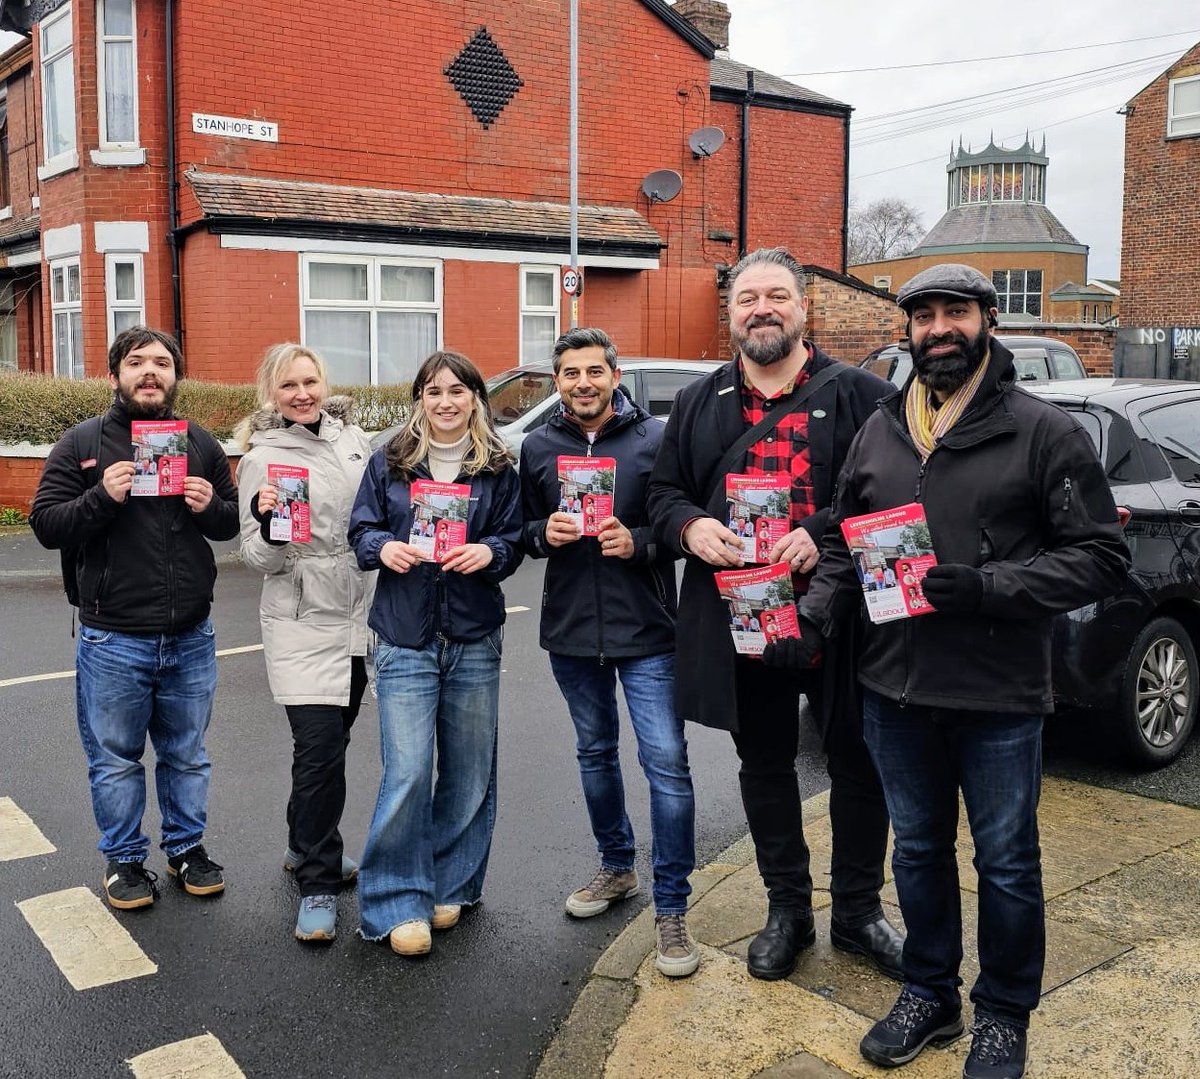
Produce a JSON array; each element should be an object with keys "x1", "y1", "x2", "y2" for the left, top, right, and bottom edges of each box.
[
  {"x1": 75, "y1": 619, "x2": 217, "y2": 862},
  {"x1": 359, "y1": 633, "x2": 501, "y2": 939},
  {"x1": 548, "y1": 651, "x2": 695, "y2": 915},
  {"x1": 862, "y1": 689, "x2": 1045, "y2": 1026}
]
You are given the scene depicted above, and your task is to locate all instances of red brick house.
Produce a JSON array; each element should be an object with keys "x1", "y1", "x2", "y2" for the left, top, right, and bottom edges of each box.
[
  {"x1": 1116, "y1": 38, "x2": 1200, "y2": 379},
  {"x1": 0, "y1": 0, "x2": 852, "y2": 384}
]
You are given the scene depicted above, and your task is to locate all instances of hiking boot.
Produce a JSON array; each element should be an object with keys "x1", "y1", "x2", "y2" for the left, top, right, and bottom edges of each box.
[
  {"x1": 166, "y1": 844, "x2": 225, "y2": 896},
  {"x1": 389, "y1": 920, "x2": 432, "y2": 956},
  {"x1": 295, "y1": 895, "x2": 337, "y2": 942},
  {"x1": 860, "y1": 986, "x2": 964, "y2": 1067},
  {"x1": 963, "y1": 1016, "x2": 1027, "y2": 1079},
  {"x1": 283, "y1": 847, "x2": 359, "y2": 884},
  {"x1": 103, "y1": 860, "x2": 159, "y2": 911},
  {"x1": 565, "y1": 867, "x2": 639, "y2": 918},
  {"x1": 432, "y1": 904, "x2": 462, "y2": 930},
  {"x1": 654, "y1": 913, "x2": 700, "y2": 977}
]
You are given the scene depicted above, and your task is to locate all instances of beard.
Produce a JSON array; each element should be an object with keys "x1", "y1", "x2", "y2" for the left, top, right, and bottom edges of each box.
[
  {"x1": 911, "y1": 324, "x2": 990, "y2": 396},
  {"x1": 118, "y1": 379, "x2": 179, "y2": 418},
  {"x1": 733, "y1": 316, "x2": 804, "y2": 368}
]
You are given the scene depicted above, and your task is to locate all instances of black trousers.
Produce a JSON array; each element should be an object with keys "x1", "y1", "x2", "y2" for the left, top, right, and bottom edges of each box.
[
  {"x1": 284, "y1": 657, "x2": 368, "y2": 896},
  {"x1": 730, "y1": 658, "x2": 889, "y2": 926}
]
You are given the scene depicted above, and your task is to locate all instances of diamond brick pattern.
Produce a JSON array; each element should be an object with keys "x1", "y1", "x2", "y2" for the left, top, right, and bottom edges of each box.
[{"x1": 444, "y1": 28, "x2": 524, "y2": 129}]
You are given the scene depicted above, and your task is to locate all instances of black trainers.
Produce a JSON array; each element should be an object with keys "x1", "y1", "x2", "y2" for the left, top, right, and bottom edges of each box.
[
  {"x1": 103, "y1": 860, "x2": 159, "y2": 910},
  {"x1": 166, "y1": 844, "x2": 225, "y2": 896},
  {"x1": 860, "y1": 986, "x2": 964, "y2": 1068},
  {"x1": 963, "y1": 1016, "x2": 1027, "y2": 1078}
]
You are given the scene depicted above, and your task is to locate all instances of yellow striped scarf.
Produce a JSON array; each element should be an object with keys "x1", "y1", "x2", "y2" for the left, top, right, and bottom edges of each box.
[{"x1": 904, "y1": 349, "x2": 990, "y2": 460}]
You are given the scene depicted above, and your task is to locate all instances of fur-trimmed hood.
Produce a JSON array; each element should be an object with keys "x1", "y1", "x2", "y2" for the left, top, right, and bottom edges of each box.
[{"x1": 242, "y1": 393, "x2": 357, "y2": 433}]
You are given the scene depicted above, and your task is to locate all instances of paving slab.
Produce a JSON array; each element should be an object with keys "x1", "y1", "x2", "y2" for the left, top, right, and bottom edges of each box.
[{"x1": 535, "y1": 977, "x2": 637, "y2": 1079}]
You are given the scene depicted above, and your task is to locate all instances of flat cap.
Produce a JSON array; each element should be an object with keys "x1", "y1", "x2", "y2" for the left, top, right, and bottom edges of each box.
[{"x1": 896, "y1": 263, "x2": 998, "y2": 312}]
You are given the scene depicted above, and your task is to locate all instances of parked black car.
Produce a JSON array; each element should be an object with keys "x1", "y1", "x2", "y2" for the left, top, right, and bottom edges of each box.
[
  {"x1": 860, "y1": 335, "x2": 1087, "y2": 387},
  {"x1": 1024, "y1": 379, "x2": 1200, "y2": 767}
]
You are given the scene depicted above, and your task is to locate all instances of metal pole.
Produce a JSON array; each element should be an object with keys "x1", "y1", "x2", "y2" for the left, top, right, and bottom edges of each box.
[{"x1": 569, "y1": 0, "x2": 579, "y2": 328}]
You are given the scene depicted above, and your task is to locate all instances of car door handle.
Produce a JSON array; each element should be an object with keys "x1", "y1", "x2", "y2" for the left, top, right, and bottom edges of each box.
[{"x1": 1179, "y1": 501, "x2": 1200, "y2": 524}]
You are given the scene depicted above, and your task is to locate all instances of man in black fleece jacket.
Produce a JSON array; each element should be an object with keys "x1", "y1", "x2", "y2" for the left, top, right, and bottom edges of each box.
[{"x1": 31, "y1": 327, "x2": 238, "y2": 912}]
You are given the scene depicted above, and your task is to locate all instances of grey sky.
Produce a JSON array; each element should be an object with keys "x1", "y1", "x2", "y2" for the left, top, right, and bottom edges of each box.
[{"x1": 724, "y1": 0, "x2": 1197, "y2": 280}]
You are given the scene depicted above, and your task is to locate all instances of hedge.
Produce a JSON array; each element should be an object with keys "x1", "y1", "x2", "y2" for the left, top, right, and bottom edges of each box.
[{"x1": 0, "y1": 372, "x2": 412, "y2": 444}]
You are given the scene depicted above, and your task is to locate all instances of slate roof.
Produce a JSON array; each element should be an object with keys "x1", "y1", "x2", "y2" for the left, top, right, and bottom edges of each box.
[
  {"x1": 915, "y1": 203, "x2": 1083, "y2": 251},
  {"x1": 0, "y1": 212, "x2": 39, "y2": 249},
  {"x1": 710, "y1": 56, "x2": 849, "y2": 112},
  {"x1": 185, "y1": 171, "x2": 663, "y2": 254}
]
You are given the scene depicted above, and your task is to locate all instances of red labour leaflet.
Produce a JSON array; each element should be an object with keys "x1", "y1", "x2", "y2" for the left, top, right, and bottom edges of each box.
[
  {"x1": 725, "y1": 472, "x2": 790, "y2": 563},
  {"x1": 557, "y1": 456, "x2": 616, "y2": 537},
  {"x1": 409, "y1": 480, "x2": 470, "y2": 562},
  {"x1": 840, "y1": 502, "x2": 938, "y2": 624},
  {"x1": 268, "y1": 464, "x2": 311, "y2": 543},
  {"x1": 714, "y1": 561, "x2": 801, "y2": 657},
  {"x1": 131, "y1": 420, "x2": 187, "y2": 497}
]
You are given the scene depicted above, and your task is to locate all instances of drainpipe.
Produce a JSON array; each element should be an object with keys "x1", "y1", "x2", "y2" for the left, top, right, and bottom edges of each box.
[
  {"x1": 165, "y1": 0, "x2": 182, "y2": 346},
  {"x1": 841, "y1": 110, "x2": 851, "y2": 273},
  {"x1": 737, "y1": 70, "x2": 752, "y2": 257}
]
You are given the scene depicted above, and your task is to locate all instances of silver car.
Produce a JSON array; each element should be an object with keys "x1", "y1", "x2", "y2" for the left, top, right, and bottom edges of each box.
[
  {"x1": 859, "y1": 335, "x2": 1087, "y2": 387},
  {"x1": 370, "y1": 358, "x2": 721, "y2": 459}
]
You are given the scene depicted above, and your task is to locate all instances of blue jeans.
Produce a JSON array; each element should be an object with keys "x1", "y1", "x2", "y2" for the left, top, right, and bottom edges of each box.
[
  {"x1": 359, "y1": 633, "x2": 501, "y2": 939},
  {"x1": 862, "y1": 690, "x2": 1045, "y2": 1026},
  {"x1": 75, "y1": 620, "x2": 217, "y2": 862},
  {"x1": 548, "y1": 652, "x2": 695, "y2": 914}
]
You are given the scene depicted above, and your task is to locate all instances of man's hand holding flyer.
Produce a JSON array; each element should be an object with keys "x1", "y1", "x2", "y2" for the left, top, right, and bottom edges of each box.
[
  {"x1": 715, "y1": 561, "x2": 802, "y2": 656},
  {"x1": 130, "y1": 420, "x2": 187, "y2": 497},
  {"x1": 839, "y1": 502, "x2": 938, "y2": 624},
  {"x1": 725, "y1": 473, "x2": 791, "y2": 563},
  {"x1": 556, "y1": 456, "x2": 616, "y2": 537}
]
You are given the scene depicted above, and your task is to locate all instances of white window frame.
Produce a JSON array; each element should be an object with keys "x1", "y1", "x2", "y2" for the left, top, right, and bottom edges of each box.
[
  {"x1": 96, "y1": 0, "x2": 139, "y2": 151},
  {"x1": 104, "y1": 251, "x2": 144, "y2": 342},
  {"x1": 38, "y1": 4, "x2": 78, "y2": 179},
  {"x1": 1168, "y1": 74, "x2": 1200, "y2": 139},
  {"x1": 299, "y1": 253, "x2": 443, "y2": 385},
  {"x1": 50, "y1": 255, "x2": 84, "y2": 378},
  {"x1": 519, "y1": 264, "x2": 559, "y2": 366},
  {"x1": 873, "y1": 275, "x2": 892, "y2": 290},
  {"x1": 0, "y1": 280, "x2": 16, "y2": 370}
]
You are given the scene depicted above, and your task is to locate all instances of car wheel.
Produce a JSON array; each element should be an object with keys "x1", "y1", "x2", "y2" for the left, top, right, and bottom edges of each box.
[{"x1": 1110, "y1": 616, "x2": 1198, "y2": 769}]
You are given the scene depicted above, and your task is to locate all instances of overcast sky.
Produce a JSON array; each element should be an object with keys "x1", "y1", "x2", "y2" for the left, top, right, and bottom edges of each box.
[{"x1": 724, "y1": 0, "x2": 1197, "y2": 280}]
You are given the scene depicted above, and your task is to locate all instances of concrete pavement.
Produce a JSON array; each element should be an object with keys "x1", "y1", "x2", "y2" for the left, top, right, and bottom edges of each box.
[{"x1": 538, "y1": 776, "x2": 1200, "y2": 1079}]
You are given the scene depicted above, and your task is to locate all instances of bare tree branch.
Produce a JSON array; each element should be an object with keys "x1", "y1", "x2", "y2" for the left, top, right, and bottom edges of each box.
[{"x1": 848, "y1": 198, "x2": 925, "y2": 265}]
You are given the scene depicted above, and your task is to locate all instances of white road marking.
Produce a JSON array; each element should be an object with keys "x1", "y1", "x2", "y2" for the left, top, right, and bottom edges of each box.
[
  {"x1": 1, "y1": 610, "x2": 533, "y2": 690},
  {"x1": 0, "y1": 797, "x2": 56, "y2": 861},
  {"x1": 16, "y1": 886, "x2": 157, "y2": 990},
  {"x1": 127, "y1": 1033, "x2": 245, "y2": 1078}
]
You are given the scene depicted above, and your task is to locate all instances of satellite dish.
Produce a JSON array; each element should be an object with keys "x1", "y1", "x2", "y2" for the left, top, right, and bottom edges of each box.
[
  {"x1": 688, "y1": 126, "x2": 726, "y2": 158},
  {"x1": 641, "y1": 169, "x2": 683, "y2": 204}
]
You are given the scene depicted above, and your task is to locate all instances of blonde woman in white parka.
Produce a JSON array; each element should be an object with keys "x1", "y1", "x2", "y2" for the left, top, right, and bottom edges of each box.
[{"x1": 234, "y1": 344, "x2": 376, "y2": 944}]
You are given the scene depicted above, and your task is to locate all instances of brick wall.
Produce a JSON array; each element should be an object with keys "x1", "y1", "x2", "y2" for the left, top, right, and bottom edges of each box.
[
  {"x1": 1121, "y1": 41, "x2": 1200, "y2": 326},
  {"x1": 0, "y1": 453, "x2": 46, "y2": 513},
  {"x1": 803, "y1": 266, "x2": 906, "y2": 364},
  {"x1": 997, "y1": 322, "x2": 1116, "y2": 376}
]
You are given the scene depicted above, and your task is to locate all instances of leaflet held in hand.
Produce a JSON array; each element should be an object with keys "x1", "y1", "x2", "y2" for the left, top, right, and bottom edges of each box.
[
  {"x1": 557, "y1": 456, "x2": 616, "y2": 537},
  {"x1": 840, "y1": 502, "x2": 938, "y2": 624},
  {"x1": 268, "y1": 464, "x2": 311, "y2": 543},
  {"x1": 714, "y1": 562, "x2": 801, "y2": 657},
  {"x1": 409, "y1": 480, "x2": 470, "y2": 562},
  {"x1": 725, "y1": 473, "x2": 791, "y2": 563},
  {"x1": 130, "y1": 420, "x2": 187, "y2": 497}
]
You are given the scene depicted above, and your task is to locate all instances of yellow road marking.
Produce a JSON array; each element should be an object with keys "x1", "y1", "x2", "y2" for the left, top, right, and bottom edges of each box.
[
  {"x1": 127, "y1": 1033, "x2": 246, "y2": 1078},
  {"x1": 16, "y1": 886, "x2": 157, "y2": 990},
  {"x1": 0, "y1": 797, "x2": 56, "y2": 861}
]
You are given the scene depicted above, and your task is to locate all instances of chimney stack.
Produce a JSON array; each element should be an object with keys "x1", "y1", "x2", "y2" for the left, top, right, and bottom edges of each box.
[{"x1": 672, "y1": 0, "x2": 730, "y2": 52}]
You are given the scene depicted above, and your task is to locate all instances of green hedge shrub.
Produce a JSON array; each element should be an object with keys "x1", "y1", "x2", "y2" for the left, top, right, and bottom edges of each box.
[{"x1": 0, "y1": 372, "x2": 411, "y2": 444}]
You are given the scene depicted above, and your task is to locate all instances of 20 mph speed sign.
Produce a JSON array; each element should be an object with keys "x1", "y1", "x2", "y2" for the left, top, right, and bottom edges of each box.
[{"x1": 562, "y1": 269, "x2": 583, "y2": 295}]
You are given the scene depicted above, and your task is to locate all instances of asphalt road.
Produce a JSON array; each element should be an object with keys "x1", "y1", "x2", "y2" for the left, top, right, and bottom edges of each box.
[
  {"x1": 0, "y1": 544, "x2": 832, "y2": 1079},
  {"x1": 2, "y1": 531, "x2": 1196, "y2": 1078}
]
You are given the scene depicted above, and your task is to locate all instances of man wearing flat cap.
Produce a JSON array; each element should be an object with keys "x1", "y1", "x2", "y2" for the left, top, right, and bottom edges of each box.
[{"x1": 787, "y1": 263, "x2": 1130, "y2": 1078}]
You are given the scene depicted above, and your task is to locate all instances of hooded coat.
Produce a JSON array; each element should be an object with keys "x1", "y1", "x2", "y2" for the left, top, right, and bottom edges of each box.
[{"x1": 236, "y1": 396, "x2": 376, "y2": 707}]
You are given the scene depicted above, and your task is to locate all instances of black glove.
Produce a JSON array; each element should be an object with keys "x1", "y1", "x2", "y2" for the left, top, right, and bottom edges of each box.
[
  {"x1": 762, "y1": 615, "x2": 824, "y2": 670},
  {"x1": 921, "y1": 563, "x2": 984, "y2": 614}
]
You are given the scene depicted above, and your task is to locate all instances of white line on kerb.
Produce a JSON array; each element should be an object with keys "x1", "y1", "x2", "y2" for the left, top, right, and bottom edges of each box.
[{"x1": 0, "y1": 609, "x2": 530, "y2": 690}]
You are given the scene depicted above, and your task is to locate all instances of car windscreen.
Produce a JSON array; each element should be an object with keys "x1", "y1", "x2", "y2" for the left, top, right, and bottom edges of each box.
[
  {"x1": 1008, "y1": 350, "x2": 1051, "y2": 381},
  {"x1": 486, "y1": 370, "x2": 557, "y2": 428}
]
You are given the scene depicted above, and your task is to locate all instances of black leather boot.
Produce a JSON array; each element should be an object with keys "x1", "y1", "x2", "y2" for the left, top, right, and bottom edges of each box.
[
  {"x1": 830, "y1": 913, "x2": 905, "y2": 981},
  {"x1": 747, "y1": 906, "x2": 816, "y2": 980}
]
